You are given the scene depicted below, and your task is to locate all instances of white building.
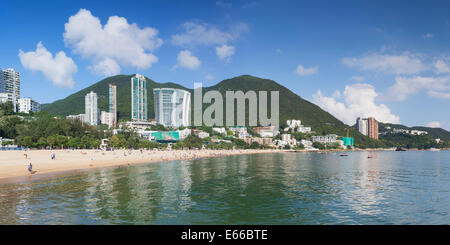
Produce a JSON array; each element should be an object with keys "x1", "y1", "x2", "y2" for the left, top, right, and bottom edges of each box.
[
  {"x1": 213, "y1": 127, "x2": 226, "y2": 135},
  {"x1": 85, "y1": 91, "x2": 99, "y2": 126},
  {"x1": 66, "y1": 114, "x2": 87, "y2": 123},
  {"x1": 410, "y1": 130, "x2": 428, "y2": 135},
  {"x1": 356, "y1": 117, "x2": 368, "y2": 136},
  {"x1": 178, "y1": 128, "x2": 192, "y2": 139},
  {"x1": 284, "y1": 119, "x2": 312, "y2": 133},
  {"x1": 18, "y1": 98, "x2": 40, "y2": 113},
  {"x1": 229, "y1": 127, "x2": 247, "y2": 135},
  {"x1": 193, "y1": 129, "x2": 210, "y2": 139},
  {"x1": 0, "y1": 93, "x2": 12, "y2": 104},
  {"x1": 311, "y1": 134, "x2": 339, "y2": 144},
  {"x1": 153, "y1": 88, "x2": 191, "y2": 127},
  {"x1": 100, "y1": 111, "x2": 114, "y2": 128},
  {"x1": 253, "y1": 126, "x2": 279, "y2": 137},
  {"x1": 0, "y1": 68, "x2": 20, "y2": 112}
]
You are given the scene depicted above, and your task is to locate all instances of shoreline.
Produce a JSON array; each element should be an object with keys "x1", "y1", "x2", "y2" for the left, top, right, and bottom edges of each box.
[
  {"x1": 0, "y1": 149, "x2": 282, "y2": 184},
  {"x1": 0, "y1": 148, "x2": 447, "y2": 185}
]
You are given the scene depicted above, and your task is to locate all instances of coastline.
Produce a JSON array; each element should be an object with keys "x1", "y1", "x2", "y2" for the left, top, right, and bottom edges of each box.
[
  {"x1": 0, "y1": 149, "x2": 282, "y2": 183},
  {"x1": 1, "y1": 147, "x2": 447, "y2": 184}
]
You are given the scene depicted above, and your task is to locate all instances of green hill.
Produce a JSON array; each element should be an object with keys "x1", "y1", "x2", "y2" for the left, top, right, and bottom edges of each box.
[
  {"x1": 39, "y1": 74, "x2": 390, "y2": 147},
  {"x1": 380, "y1": 123, "x2": 450, "y2": 141}
]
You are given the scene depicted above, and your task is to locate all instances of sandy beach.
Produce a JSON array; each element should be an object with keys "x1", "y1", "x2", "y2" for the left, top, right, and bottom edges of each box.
[{"x1": 0, "y1": 148, "x2": 281, "y2": 181}]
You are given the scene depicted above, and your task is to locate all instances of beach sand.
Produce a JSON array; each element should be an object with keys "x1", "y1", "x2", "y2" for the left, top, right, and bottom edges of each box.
[{"x1": 0, "y1": 149, "x2": 281, "y2": 181}]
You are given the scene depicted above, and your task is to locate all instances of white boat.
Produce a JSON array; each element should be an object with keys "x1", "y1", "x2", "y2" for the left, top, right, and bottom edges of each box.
[{"x1": 428, "y1": 148, "x2": 440, "y2": 151}]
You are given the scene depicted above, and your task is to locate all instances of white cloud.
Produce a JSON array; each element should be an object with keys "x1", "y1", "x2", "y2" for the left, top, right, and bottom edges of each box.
[
  {"x1": 216, "y1": 44, "x2": 235, "y2": 62},
  {"x1": 296, "y1": 64, "x2": 318, "y2": 76},
  {"x1": 427, "y1": 90, "x2": 450, "y2": 99},
  {"x1": 423, "y1": 33, "x2": 434, "y2": 39},
  {"x1": 386, "y1": 76, "x2": 450, "y2": 101},
  {"x1": 216, "y1": 0, "x2": 232, "y2": 7},
  {"x1": 63, "y1": 9, "x2": 162, "y2": 76},
  {"x1": 19, "y1": 42, "x2": 77, "y2": 88},
  {"x1": 90, "y1": 58, "x2": 121, "y2": 76},
  {"x1": 351, "y1": 76, "x2": 365, "y2": 82},
  {"x1": 171, "y1": 22, "x2": 248, "y2": 47},
  {"x1": 174, "y1": 50, "x2": 201, "y2": 70},
  {"x1": 435, "y1": 59, "x2": 450, "y2": 73},
  {"x1": 426, "y1": 121, "x2": 441, "y2": 128},
  {"x1": 342, "y1": 52, "x2": 427, "y2": 75},
  {"x1": 312, "y1": 83, "x2": 400, "y2": 125}
]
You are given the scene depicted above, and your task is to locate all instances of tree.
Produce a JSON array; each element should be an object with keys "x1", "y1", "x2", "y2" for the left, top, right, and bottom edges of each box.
[
  {"x1": 22, "y1": 136, "x2": 33, "y2": 148},
  {"x1": 312, "y1": 142, "x2": 325, "y2": 150},
  {"x1": 56, "y1": 135, "x2": 68, "y2": 148},
  {"x1": 109, "y1": 135, "x2": 120, "y2": 148},
  {"x1": 47, "y1": 135, "x2": 56, "y2": 149}
]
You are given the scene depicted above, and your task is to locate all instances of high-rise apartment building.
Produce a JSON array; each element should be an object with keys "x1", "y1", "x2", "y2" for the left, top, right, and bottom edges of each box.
[
  {"x1": 0, "y1": 68, "x2": 20, "y2": 111},
  {"x1": 18, "y1": 98, "x2": 41, "y2": 113},
  {"x1": 109, "y1": 84, "x2": 117, "y2": 127},
  {"x1": 153, "y1": 88, "x2": 191, "y2": 127},
  {"x1": 356, "y1": 117, "x2": 378, "y2": 140},
  {"x1": 368, "y1": 117, "x2": 379, "y2": 140},
  {"x1": 85, "y1": 91, "x2": 99, "y2": 126},
  {"x1": 131, "y1": 74, "x2": 147, "y2": 121}
]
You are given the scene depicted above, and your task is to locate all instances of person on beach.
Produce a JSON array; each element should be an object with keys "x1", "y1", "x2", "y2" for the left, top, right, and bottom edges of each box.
[{"x1": 28, "y1": 162, "x2": 33, "y2": 173}]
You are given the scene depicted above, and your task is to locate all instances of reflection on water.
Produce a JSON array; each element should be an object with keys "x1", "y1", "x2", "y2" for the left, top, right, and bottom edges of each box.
[{"x1": 0, "y1": 151, "x2": 449, "y2": 224}]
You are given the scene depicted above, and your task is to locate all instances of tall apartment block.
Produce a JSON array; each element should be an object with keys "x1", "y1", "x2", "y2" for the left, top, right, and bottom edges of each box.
[
  {"x1": 356, "y1": 117, "x2": 379, "y2": 140},
  {"x1": 367, "y1": 117, "x2": 379, "y2": 140},
  {"x1": 85, "y1": 91, "x2": 99, "y2": 126},
  {"x1": 109, "y1": 84, "x2": 117, "y2": 127},
  {"x1": 153, "y1": 88, "x2": 191, "y2": 127},
  {"x1": 0, "y1": 68, "x2": 20, "y2": 112},
  {"x1": 131, "y1": 74, "x2": 148, "y2": 121}
]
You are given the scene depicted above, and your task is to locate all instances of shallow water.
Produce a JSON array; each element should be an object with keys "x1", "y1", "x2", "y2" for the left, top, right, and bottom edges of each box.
[{"x1": 0, "y1": 151, "x2": 449, "y2": 224}]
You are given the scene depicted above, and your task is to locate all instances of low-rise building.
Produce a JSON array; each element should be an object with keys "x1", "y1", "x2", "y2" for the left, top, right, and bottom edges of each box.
[
  {"x1": 18, "y1": 98, "x2": 40, "y2": 113},
  {"x1": 193, "y1": 129, "x2": 210, "y2": 139},
  {"x1": 243, "y1": 137, "x2": 273, "y2": 146},
  {"x1": 66, "y1": 114, "x2": 87, "y2": 123},
  {"x1": 121, "y1": 121, "x2": 155, "y2": 130},
  {"x1": 253, "y1": 126, "x2": 279, "y2": 137},
  {"x1": 212, "y1": 127, "x2": 226, "y2": 135},
  {"x1": 229, "y1": 126, "x2": 247, "y2": 135},
  {"x1": 311, "y1": 134, "x2": 339, "y2": 144}
]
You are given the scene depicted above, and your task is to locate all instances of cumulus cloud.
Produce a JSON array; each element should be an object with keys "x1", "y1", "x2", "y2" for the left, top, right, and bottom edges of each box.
[
  {"x1": 342, "y1": 52, "x2": 427, "y2": 75},
  {"x1": 312, "y1": 83, "x2": 400, "y2": 125},
  {"x1": 435, "y1": 59, "x2": 450, "y2": 73},
  {"x1": 63, "y1": 9, "x2": 162, "y2": 76},
  {"x1": 19, "y1": 42, "x2": 77, "y2": 88},
  {"x1": 174, "y1": 50, "x2": 201, "y2": 70},
  {"x1": 296, "y1": 64, "x2": 318, "y2": 76},
  {"x1": 426, "y1": 121, "x2": 441, "y2": 128},
  {"x1": 386, "y1": 76, "x2": 450, "y2": 101},
  {"x1": 216, "y1": 44, "x2": 235, "y2": 62},
  {"x1": 171, "y1": 22, "x2": 248, "y2": 47}
]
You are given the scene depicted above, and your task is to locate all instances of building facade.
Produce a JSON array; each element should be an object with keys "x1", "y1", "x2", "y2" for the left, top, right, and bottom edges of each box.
[
  {"x1": 0, "y1": 68, "x2": 20, "y2": 111},
  {"x1": 109, "y1": 84, "x2": 117, "y2": 127},
  {"x1": 100, "y1": 111, "x2": 114, "y2": 128},
  {"x1": 153, "y1": 88, "x2": 191, "y2": 127},
  {"x1": 18, "y1": 98, "x2": 40, "y2": 113},
  {"x1": 131, "y1": 74, "x2": 148, "y2": 121},
  {"x1": 253, "y1": 126, "x2": 279, "y2": 137},
  {"x1": 85, "y1": 91, "x2": 99, "y2": 126},
  {"x1": 66, "y1": 114, "x2": 87, "y2": 123},
  {"x1": 357, "y1": 117, "x2": 378, "y2": 140},
  {"x1": 367, "y1": 117, "x2": 379, "y2": 140}
]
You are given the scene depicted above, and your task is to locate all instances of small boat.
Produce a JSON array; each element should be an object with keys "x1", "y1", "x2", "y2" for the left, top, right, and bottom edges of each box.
[
  {"x1": 367, "y1": 155, "x2": 373, "y2": 159},
  {"x1": 395, "y1": 147, "x2": 407, "y2": 151},
  {"x1": 339, "y1": 154, "x2": 348, "y2": 157},
  {"x1": 428, "y1": 148, "x2": 440, "y2": 151}
]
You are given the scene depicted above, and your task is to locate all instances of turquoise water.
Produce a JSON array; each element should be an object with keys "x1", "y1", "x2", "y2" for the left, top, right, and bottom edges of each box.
[{"x1": 0, "y1": 151, "x2": 449, "y2": 224}]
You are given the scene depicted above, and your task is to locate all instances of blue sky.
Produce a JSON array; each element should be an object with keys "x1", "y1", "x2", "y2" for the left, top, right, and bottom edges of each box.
[{"x1": 1, "y1": 0, "x2": 449, "y2": 129}]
